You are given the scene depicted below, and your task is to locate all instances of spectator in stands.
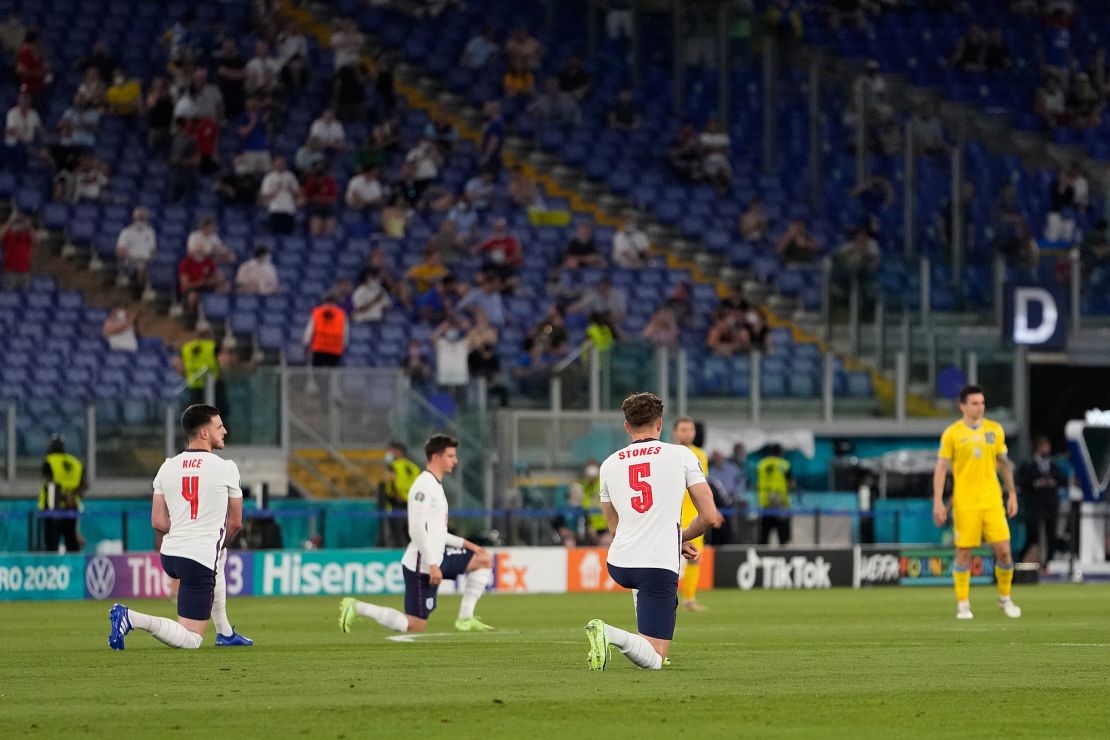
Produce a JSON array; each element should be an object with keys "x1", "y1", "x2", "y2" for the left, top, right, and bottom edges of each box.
[
  {"x1": 294, "y1": 135, "x2": 326, "y2": 177},
  {"x1": 1086, "y1": 47, "x2": 1106, "y2": 100},
  {"x1": 164, "y1": 10, "x2": 198, "y2": 68},
  {"x1": 116, "y1": 207, "x2": 157, "y2": 298},
  {"x1": 4, "y1": 88, "x2": 41, "y2": 171},
  {"x1": 936, "y1": 181, "x2": 975, "y2": 252},
  {"x1": 642, "y1": 306, "x2": 679, "y2": 350},
  {"x1": 457, "y1": 272, "x2": 507, "y2": 327},
  {"x1": 663, "y1": 281, "x2": 694, "y2": 327},
  {"x1": 256, "y1": 155, "x2": 299, "y2": 235},
  {"x1": 1035, "y1": 73, "x2": 1067, "y2": 127},
  {"x1": 146, "y1": 77, "x2": 174, "y2": 152},
  {"x1": 178, "y1": 238, "x2": 228, "y2": 323},
  {"x1": 714, "y1": 444, "x2": 747, "y2": 503},
  {"x1": 16, "y1": 29, "x2": 50, "y2": 104},
  {"x1": 102, "y1": 303, "x2": 139, "y2": 352},
  {"x1": 380, "y1": 193, "x2": 410, "y2": 238},
  {"x1": 558, "y1": 53, "x2": 592, "y2": 99},
  {"x1": 104, "y1": 69, "x2": 142, "y2": 117},
  {"x1": 414, "y1": 274, "x2": 456, "y2": 324},
  {"x1": 234, "y1": 244, "x2": 279, "y2": 295},
  {"x1": 472, "y1": 217, "x2": 523, "y2": 286},
  {"x1": 366, "y1": 246, "x2": 411, "y2": 309},
  {"x1": 529, "y1": 304, "x2": 570, "y2": 358},
  {"x1": 739, "y1": 197, "x2": 769, "y2": 241},
  {"x1": 1067, "y1": 72, "x2": 1104, "y2": 129},
  {"x1": 215, "y1": 37, "x2": 247, "y2": 121},
  {"x1": 706, "y1": 308, "x2": 750, "y2": 357},
  {"x1": 834, "y1": 226, "x2": 880, "y2": 286},
  {"x1": 503, "y1": 58, "x2": 535, "y2": 98},
  {"x1": 1017, "y1": 435, "x2": 1066, "y2": 571},
  {"x1": 950, "y1": 24, "x2": 987, "y2": 71},
  {"x1": 276, "y1": 19, "x2": 309, "y2": 91},
  {"x1": 72, "y1": 155, "x2": 109, "y2": 203},
  {"x1": 668, "y1": 122, "x2": 700, "y2": 181},
  {"x1": 465, "y1": 306, "x2": 498, "y2": 350},
  {"x1": 0, "y1": 11, "x2": 25, "y2": 64},
  {"x1": 508, "y1": 166, "x2": 543, "y2": 210},
  {"x1": 468, "y1": 339, "x2": 506, "y2": 407},
  {"x1": 245, "y1": 39, "x2": 280, "y2": 103},
  {"x1": 612, "y1": 213, "x2": 650, "y2": 268},
  {"x1": 910, "y1": 103, "x2": 946, "y2": 157},
  {"x1": 60, "y1": 92, "x2": 99, "y2": 148},
  {"x1": 180, "y1": 67, "x2": 224, "y2": 126},
  {"x1": 461, "y1": 26, "x2": 498, "y2": 69},
  {"x1": 1079, "y1": 219, "x2": 1110, "y2": 280},
  {"x1": 479, "y1": 100, "x2": 504, "y2": 173},
  {"x1": 186, "y1": 109, "x2": 221, "y2": 176},
  {"x1": 774, "y1": 218, "x2": 820, "y2": 263},
  {"x1": 331, "y1": 17, "x2": 363, "y2": 73},
  {"x1": 345, "y1": 163, "x2": 384, "y2": 212},
  {"x1": 991, "y1": 184, "x2": 1036, "y2": 267},
  {"x1": 562, "y1": 221, "x2": 606, "y2": 269},
  {"x1": 424, "y1": 111, "x2": 458, "y2": 155},
  {"x1": 404, "y1": 136, "x2": 443, "y2": 194},
  {"x1": 528, "y1": 76, "x2": 582, "y2": 127},
  {"x1": 309, "y1": 107, "x2": 346, "y2": 152},
  {"x1": 850, "y1": 175, "x2": 895, "y2": 237},
  {"x1": 607, "y1": 87, "x2": 642, "y2": 131},
  {"x1": 405, "y1": 246, "x2": 449, "y2": 294},
  {"x1": 984, "y1": 27, "x2": 1013, "y2": 72},
  {"x1": 699, "y1": 118, "x2": 732, "y2": 194},
  {"x1": 571, "y1": 277, "x2": 627, "y2": 325},
  {"x1": 373, "y1": 51, "x2": 397, "y2": 116},
  {"x1": 505, "y1": 26, "x2": 543, "y2": 70},
  {"x1": 187, "y1": 216, "x2": 234, "y2": 264},
  {"x1": 852, "y1": 59, "x2": 893, "y2": 126},
  {"x1": 74, "y1": 39, "x2": 115, "y2": 81},
  {"x1": 302, "y1": 161, "x2": 338, "y2": 237},
  {"x1": 235, "y1": 96, "x2": 271, "y2": 176},
  {"x1": 403, "y1": 339, "x2": 432, "y2": 387},
  {"x1": 169, "y1": 115, "x2": 200, "y2": 202},
  {"x1": 463, "y1": 170, "x2": 496, "y2": 210},
  {"x1": 350, "y1": 267, "x2": 391, "y2": 323},
  {"x1": 0, "y1": 210, "x2": 34, "y2": 289},
  {"x1": 303, "y1": 292, "x2": 349, "y2": 367},
  {"x1": 432, "y1": 314, "x2": 471, "y2": 389},
  {"x1": 1040, "y1": 8, "x2": 1072, "y2": 81}
]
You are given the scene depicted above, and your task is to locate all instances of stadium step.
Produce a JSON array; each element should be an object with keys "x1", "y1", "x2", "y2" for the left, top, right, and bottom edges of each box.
[{"x1": 288, "y1": 448, "x2": 391, "y2": 499}]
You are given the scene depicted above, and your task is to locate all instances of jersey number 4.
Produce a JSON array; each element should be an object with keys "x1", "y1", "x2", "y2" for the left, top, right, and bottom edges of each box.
[
  {"x1": 628, "y1": 463, "x2": 653, "y2": 513},
  {"x1": 181, "y1": 476, "x2": 200, "y2": 520}
]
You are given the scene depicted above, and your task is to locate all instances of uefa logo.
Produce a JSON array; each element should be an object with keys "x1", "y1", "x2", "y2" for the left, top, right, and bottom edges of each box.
[{"x1": 85, "y1": 556, "x2": 117, "y2": 600}]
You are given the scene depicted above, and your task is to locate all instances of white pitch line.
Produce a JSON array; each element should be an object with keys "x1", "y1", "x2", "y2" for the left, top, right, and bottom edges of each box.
[{"x1": 386, "y1": 630, "x2": 521, "y2": 643}]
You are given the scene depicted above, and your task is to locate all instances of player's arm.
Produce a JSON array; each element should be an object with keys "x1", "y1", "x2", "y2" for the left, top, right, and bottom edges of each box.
[
  {"x1": 932, "y1": 458, "x2": 951, "y2": 526},
  {"x1": 997, "y1": 454, "x2": 1018, "y2": 518},
  {"x1": 225, "y1": 497, "x2": 243, "y2": 543},
  {"x1": 681, "y1": 481, "x2": 718, "y2": 543},
  {"x1": 152, "y1": 493, "x2": 171, "y2": 534},
  {"x1": 407, "y1": 488, "x2": 445, "y2": 583},
  {"x1": 601, "y1": 501, "x2": 619, "y2": 535}
]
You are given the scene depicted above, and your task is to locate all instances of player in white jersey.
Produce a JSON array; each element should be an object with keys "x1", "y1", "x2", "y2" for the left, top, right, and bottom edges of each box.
[
  {"x1": 585, "y1": 392, "x2": 719, "y2": 671},
  {"x1": 339, "y1": 434, "x2": 496, "y2": 634},
  {"x1": 108, "y1": 405, "x2": 246, "y2": 650}
]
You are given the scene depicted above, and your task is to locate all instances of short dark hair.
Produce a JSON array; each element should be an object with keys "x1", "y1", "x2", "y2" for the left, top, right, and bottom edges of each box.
[
  {"x1": 388, "y1": 440, "x2": 408, "y2": 456},
  {"x1": 622, "y1": 392, "x2": 663, "y2": 429},
  {"x1": 424, "y1": 434, "x2": 458, "y2": 461},
  {"x1": 182, "y1": 404, "x2": 221, "y2": 439},
  {"x1": 959, "y1": 384, "x2": 984, "y2": 404},
  {"x1": 673, "y1": 416, "x2": 695, "y2": 429}
]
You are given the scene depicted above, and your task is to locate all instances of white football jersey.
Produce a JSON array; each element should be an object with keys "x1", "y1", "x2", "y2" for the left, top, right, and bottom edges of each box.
[
  {"x1": 600, "y1": 439, "x2": 706, "y2": 573},
  {"x1": 401, "y1": 470, "x2": 465, "y2": 574},
  {"x1": 153, "y1": 450, "x2": 243, "y2": 570}
]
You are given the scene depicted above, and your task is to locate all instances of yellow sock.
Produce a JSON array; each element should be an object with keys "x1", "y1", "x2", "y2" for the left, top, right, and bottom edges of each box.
[
  {"x1": 682, "y1": 562, "x2": 700, "y2": 602},
  {"x1": 995, "y1": 564, "x2": 1014, "y2": 598},
  {"x1": 953, "y1": 567, "x2": 970, "y2": 602}
]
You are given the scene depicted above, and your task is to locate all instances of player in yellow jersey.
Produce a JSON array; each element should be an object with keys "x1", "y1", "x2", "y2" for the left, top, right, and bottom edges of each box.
[
  {"x1": 932, "y1": 385, "x2": 1021, "y2": 620},
  {"x1": 673, "y1": 417, "x2": 712, "y2": 612}
]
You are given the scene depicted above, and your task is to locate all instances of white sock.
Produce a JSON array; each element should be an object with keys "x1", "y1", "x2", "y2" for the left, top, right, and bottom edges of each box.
[
  {"x1": 355, "y1": 601, "x2": 409, "y2": 632},
  {"x1": 631, "y1": 589, "x2": 639, "y2": 616},
  {"x1": 604, "y1": 622, "x2": 663, "y2": 670},
  {"x1": 127, "y1": 609, "x2": 203, "y2": 649},
  {"x1": 212, "y1": 560, "x2": 232, "y2": 637},
  {"x1": 458, "y1": 567, "x2": 491, "y2": 620}
]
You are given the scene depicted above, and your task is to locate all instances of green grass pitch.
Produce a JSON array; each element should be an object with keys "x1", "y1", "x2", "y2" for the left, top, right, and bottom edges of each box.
[{"x1": 3, "y1": 584, "x2": 1109, "y2": 739}]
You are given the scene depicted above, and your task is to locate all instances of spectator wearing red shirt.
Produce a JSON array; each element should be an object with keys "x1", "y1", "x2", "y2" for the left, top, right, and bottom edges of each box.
[
  {"x1": 1, "y1": 210, "x2": 34, "y2": 289},
  {"x1": 302, "y1": 161, "x2": 338, "y2": 237},
  {"x1": 187, "y1": 116, "x2": 220, "y2": 175},
  {"x1": 16, "y1": 29, "x2": 49, "y2": 103},
  {"x1": 178, "y1": 240, "x2": 228, "y2": 324},
  {"x1": 471, "y1": 217, "x2": 523, "y2": 288}
]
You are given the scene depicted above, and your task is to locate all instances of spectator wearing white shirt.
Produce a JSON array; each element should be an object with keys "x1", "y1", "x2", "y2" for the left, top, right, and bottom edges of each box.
[
  {"x1": 461, "y1": 26, "x2": 498, "y2": 69},
  {"x1": 350, "y1": 267, "x2": 391, "y2": 323},
  {"x1": 116, "y1": 207, "x2": 157, "y2": 296},
  {"x1": 330, "y1": 17, "x2": 363, "y2": 72},
  {"x1": 244, "y1": 40, "x2": 281, "y2": 100},
  {"x1": 345, "y1": 163, "x2": 384, "y2": 211},
  {"x1": 405, "y1": 137, "x2": 442, "y2": 192},
  {"x1": 4, "y1": 88, "x2": 41, "y2": 170},
  {"x1": 187, "y1": 215, "x2": 235, "y2": 264},
  {"x1": 294, "y1": 136, "x2": 326, "y2": 176},
  {"x1": 612, "y1": 213, "x2": 650, "y2": 268},
  {"x1": 235, "y1": 244, "x2": 280, "y2": 295},
  {"x1": 259, "y1": 155, "x2": 301, "y2": 235},
  {"x1": 308, "y1": 108, "x2": 346, "y2": 151},
  {"x1": 275, "y1": 21, "x2": 309, "y2": 90},
  {"x1": 102, "y1": 303, "x2": 139, "y2": 352}
]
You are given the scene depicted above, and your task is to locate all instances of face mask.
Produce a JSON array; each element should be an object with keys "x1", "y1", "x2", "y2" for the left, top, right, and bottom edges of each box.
[
  {"x1": 384, "y1": 452, "x2": 395, "y2": 464},
  {"x1": 585, "y1": 464, "x2": 599, "y2": 478}
]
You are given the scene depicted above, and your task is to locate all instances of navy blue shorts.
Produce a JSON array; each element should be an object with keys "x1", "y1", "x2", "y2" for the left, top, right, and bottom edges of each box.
[
  {"x1": 607, "y1": 563, "x2": 679, "y2": 640},
  {"x1": 160, "y1": 553, "x2": 216, "y2": 621},
  {"x1": 402, "y1": 548, "x2": 474, "y2": 620}
]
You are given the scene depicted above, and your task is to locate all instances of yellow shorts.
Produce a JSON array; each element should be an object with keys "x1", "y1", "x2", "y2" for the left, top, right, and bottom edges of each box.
[{"x1": 953, "y1": 505, "x2": 1010, "y2": 548}]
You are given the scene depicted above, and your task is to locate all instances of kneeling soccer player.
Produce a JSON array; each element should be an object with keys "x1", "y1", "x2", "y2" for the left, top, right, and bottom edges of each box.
[
  {"x1": 339, "y1": 434, "x2": 495, "y2": 635},
  {"x1": 585, "y1": 392, "x2": 719, "y2": 670}
]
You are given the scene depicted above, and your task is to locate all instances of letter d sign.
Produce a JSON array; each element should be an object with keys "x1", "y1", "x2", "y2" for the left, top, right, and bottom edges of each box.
[{"x1": 1006, "y1": 283, "x2": 1067, "y2": 351}]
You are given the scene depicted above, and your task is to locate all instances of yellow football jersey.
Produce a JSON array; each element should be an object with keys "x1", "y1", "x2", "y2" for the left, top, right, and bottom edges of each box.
[
  {"x1": 681, "y1": 444, "x2": 709, "y2": 528},
  {"x1": 938, "y1": 418, "x2": 1007, "y2": 510}
]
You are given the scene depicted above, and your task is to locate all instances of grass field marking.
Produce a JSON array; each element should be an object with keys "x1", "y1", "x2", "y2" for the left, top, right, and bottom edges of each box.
[{"x1": 385, "y1": 630, "x2": 522, "y2": 643}]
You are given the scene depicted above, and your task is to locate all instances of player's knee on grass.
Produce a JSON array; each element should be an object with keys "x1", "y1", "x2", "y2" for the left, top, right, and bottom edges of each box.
[{"x1": 407, "y1": 616, "x2": 428, "y2": 633}]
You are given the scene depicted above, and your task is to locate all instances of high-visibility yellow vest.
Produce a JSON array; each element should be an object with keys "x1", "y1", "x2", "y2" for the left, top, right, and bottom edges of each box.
[
  {"x1": 40, "y1": 453, "x2": 83, "y2": 510},
  {"x1": 181, "y1": 338, "x2": 219, "y2": 390},
  {"x1": 390, "y1": 458, "x2": 422, "y2": 504},
  {"x1": 581, "y1": 477, "x2": 606, "y2": 531},
  {"x1": 757, "y1": 456, "x2": 792, "y2": 509},
  {"x1": 587, "y1": 323, "x2": 613, "y2": 352}
]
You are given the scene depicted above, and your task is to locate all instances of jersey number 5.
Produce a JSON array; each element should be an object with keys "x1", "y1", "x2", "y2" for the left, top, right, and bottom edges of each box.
[
  {"x1": 628, "y1": 463, "x2": 653, "y2": 513},
  {"x1": 181, "y1": 476, "x2": 199, "y2": 520}
]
